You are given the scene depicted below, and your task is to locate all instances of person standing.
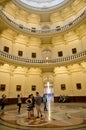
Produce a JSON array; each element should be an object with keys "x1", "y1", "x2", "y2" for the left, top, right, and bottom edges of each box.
[
  {"x1": 17, "y1": 94, "x2": 22, "y2": 114},
  {"x1": 31, "y1": 94, "x2": 35, "y2": 117},
  {"x1": 35, "y1": 92, "x2": 42, "y2": 118},
  {"x1": 0, "y1": 94, "x2": 6, "y2": 112},
  {"x1": 43, "y1": 94, "x2": 47, "y2": 111},
  {"x1": 25, "y1": 94, "x2": 33, "y2": 119}
]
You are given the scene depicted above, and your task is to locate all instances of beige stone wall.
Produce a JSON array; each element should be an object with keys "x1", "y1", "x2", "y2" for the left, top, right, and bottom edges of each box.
[
  {"x1": 2, "y1": 0, "x2": 86, "y2": 30},
  {"x1": 0, "y1": 26, "x2": 86, "y2": 60},
  {"x1": 54, "y1": 63, "x2": 86, "y2": 96},
  {"x1": 0, "y1": 65, "x2": 43, "y2": 98},
  {"x1": 0, "y1": 63, "x2": 86, "y2": 98},
  {"x1": 0, "y1": 0, "x2": 86, "y2": 100}
]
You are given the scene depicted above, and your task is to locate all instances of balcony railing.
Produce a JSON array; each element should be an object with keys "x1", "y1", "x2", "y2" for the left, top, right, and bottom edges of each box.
[
  {"x1": 0, "y1": 7, "x2": 86, "y2": 35},
  {"x1": 0, "y1": 50, "x2": 86, "y2": 66}
]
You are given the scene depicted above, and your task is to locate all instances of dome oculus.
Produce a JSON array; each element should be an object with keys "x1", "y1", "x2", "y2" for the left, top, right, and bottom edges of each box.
[{"x1": 18, "y1": 0, "x2": 67, "y2": 11}]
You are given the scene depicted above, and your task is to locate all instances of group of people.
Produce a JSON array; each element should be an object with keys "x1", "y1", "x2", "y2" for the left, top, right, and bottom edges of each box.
[
  {"x1": 0, "y1": 92, "x2": 48, "y2": 119},
  {"x1": 17, "y1": 92, "x2": 48, "y2": 119},
  {"x1": 58, "y1": 95, "x2": 70, "y2": 103}
]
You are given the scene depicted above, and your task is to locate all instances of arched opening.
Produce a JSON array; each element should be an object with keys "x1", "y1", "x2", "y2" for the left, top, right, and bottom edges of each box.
[{"x1": 43, "y1": 75, "x2": 54, "y2": 102}]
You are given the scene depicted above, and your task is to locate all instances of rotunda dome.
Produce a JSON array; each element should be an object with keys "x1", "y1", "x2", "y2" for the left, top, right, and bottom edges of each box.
[{"x1": 15, "y1": 0, "x2": 70, "y2": 11}]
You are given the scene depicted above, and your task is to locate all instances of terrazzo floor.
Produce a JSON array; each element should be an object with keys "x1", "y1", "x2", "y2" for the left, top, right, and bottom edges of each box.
[{"x1": 0, "y1": 102, "x2": 86, "y2": 130}]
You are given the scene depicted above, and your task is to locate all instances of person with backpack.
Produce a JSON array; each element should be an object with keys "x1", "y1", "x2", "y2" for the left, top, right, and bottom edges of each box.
[
  {"x1": 43, "y1": 94, "x2": 48, "y2": 111},
  {"x1": 35, "y1": 92, "x2": 42, "y2": 118}
]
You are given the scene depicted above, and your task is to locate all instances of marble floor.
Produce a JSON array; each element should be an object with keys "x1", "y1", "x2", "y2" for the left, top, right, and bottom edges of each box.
[{"x1": 0, "y1": 102, "x2": 86, "y2": 130}]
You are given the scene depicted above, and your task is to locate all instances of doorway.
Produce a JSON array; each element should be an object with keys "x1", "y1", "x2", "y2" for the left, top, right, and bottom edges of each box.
[{"x1": 44, "y1": 81, "x2": 54, "y2": 102}]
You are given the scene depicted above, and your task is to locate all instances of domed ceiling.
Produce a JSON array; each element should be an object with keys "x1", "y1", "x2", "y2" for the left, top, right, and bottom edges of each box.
[{"x1": 16, "y1": 0, "x2": 70, "y2": 11}]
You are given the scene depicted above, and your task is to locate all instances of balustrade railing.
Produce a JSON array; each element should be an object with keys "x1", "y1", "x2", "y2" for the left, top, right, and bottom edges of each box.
[
  {"x1": 0, "y1": 7, "x2": 86, "y2": 35},
  {"x1": 0, "y1": 50, "x2": 86, "y2": 65}
]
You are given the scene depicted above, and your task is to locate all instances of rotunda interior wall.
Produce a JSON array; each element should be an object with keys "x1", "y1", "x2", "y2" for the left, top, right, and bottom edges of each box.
[
  {"x1": 76, "y1": 24, "x2": 86, "y2": 38},
  {"x1": 0, "y1": 24, "x2": 86, "y2": 60},
  {"x1": 52, "y1": 40, "x2": 82, "y2": 58},
  {"x1": 27, "y1": 14, "x2": 40, "y2": 24},
  {"x1": 0, "y1": 0, "x2": 86, "y2": 99},
  {"x1": 82, "y1": 36, "x2": 86, "y2": 49},
  {"x1": 50, "y1": 6, "x2": 85, "y2": 26},
  {"x1": 0, "y1": 71, "x2": 11, "y2": 97},
  {"x1": 72, "y1": 0, "x2": 86, "y2": 12},
  {"x1": 14, "y1": 35, "x2": 29, "y2": 45},
  {"x1": 0, "y1": 62, "x2": 86, "y2": 97},
  {"x1": 3, "y1": 2, "x2": 41, "y2": 24},
  {"x1": 54, "y1": 75, "x2": 71, "y2": 96},
  {"x1": 54, "y1": 70, "x2": 86, "y2": 96},
  {"x1": 1, "y1": 0, "x2": 86, "y2": 30},
  {"x1": 0, "y1": 65, "x2": 44, "y2": 97}
]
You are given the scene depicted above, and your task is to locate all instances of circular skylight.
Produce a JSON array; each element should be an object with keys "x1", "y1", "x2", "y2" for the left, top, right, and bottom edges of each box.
[{"x1": 18, "y1": 0, "x2": 68, "y2": 11}]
